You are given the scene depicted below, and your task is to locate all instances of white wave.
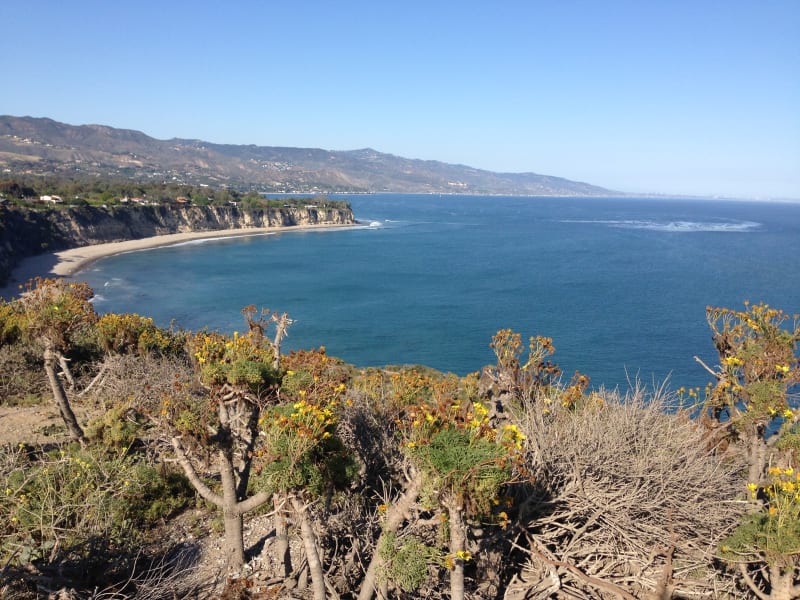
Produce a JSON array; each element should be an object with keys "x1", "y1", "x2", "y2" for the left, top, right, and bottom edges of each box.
[
  {"x1": 369, "y1": 221, "x2": 382, "y2": 227},
  {"x1": 89, "y1": 294, "x2": 106, "y2": 303},
  {"x1": 562, "y1": 219, "x2": 761, "y2": 232}
]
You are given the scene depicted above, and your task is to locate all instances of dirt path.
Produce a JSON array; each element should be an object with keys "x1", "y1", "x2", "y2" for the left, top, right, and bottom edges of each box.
[{"x1": 0, "y1": 402, "x2": 89, "y2": 446}]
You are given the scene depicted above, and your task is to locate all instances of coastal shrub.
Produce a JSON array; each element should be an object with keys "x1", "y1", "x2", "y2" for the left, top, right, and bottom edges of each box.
[
  {"x1": 719, "y1": 467, "x2": 800, "y2": 599},
  {"x1": 16, "y1": 278, "x2": 97, "y2": 351},
  {"x1": 0, "y1": 444, "x2": 192, "y2": 572},
  {"x1": 0, "y1": 342, "x2": 46, "y2": 405},
  {"x1": 378, "y1": 531, "x2": 439, "y2": 592},
  {"x1": 481, "y1": 328, "x2": 590, "y2": 416},
  {"x1": 699, "y1": 302, "x2": 799, "y2": 462},
  {"x1": 396, "y1": 390, "x2": 525, "y2": 599},
  {"x1": 95, "y1": 312, "x2": 185, "y2": 356},
  {"x1": 509, "y1": 385, "x2": 743, "y2": 599},
  {"x1": 696, "y1": 302, "x2": 800, "y2": 598},
  {"x1": 190, "y1": 329, "x2": 279, "y2": 393},
  {"x1": 162, "y1": 308, "x2": 297, "y2": 575},
  {"x1": 14, "y1": 278, "x2": 99, "y2": 441},
  {"x1": 257, "y1": 397, "x2": 357, "y2": 498},
  {"x1": 83, "y1": 352, "x2": 197, "y2": 415},
  {"x1": 0, "y1": 299, "x2": 22, "y2": 345},
  {"x1": 85, "y1": 403, "x2": 147, "y2": 447}
]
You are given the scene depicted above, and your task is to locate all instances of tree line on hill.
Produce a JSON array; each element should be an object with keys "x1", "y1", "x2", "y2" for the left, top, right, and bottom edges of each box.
[{"x1": 0, "y1": 175, "x2": 351, "y2": 211}]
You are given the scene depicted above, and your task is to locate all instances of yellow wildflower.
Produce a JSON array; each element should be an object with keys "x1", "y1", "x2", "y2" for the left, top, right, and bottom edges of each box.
[{"x1": 456, "y1": 550, "x2": 472, "y2": 562}]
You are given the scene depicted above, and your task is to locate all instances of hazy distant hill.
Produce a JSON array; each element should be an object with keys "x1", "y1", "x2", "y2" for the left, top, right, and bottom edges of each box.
[{"x1": 0, "y1": 115, "x2": 613, "y2": 196}]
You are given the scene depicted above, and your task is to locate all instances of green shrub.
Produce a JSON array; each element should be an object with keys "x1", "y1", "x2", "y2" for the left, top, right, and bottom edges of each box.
[
  {"x1": 0, "y1": 343, "x2": 46, "y2": 405},
  {"x1": 85, "y1": 404, "x2": 147, "y2": 447},
  {"x1": 0, "y1": 444, "x2": 192, "y2": 567},
  {"x1": 379, "y1": 532, "x2": 437, "y2": 592}
]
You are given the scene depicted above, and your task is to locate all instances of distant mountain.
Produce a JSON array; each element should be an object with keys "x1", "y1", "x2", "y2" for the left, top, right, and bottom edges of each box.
[{"x1": 0, "y1": 116, "x2": 613, "y2": 196}]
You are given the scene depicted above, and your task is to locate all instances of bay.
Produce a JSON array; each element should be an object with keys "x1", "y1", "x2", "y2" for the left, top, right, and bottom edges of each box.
[{"x1": 78, "y1": 195, "x2": 800, "y2": 392}]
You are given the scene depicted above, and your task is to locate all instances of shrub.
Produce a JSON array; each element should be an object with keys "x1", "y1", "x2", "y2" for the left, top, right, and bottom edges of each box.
[
  {"x1": 509, "y1": 385, "x2": 743, "y2": 599},
  {"x1": 0, "y1": 444, "x2": 192, "y2": 570},
  {"x1": 96, "y1": 312, "x2": 185, "y2": 356},
  {"x1": 0, "y1": 343, "x2": 46, "y2": 405}
]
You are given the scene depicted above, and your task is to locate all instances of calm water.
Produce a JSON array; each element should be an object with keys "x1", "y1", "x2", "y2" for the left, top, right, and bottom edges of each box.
[{"x1": 78, "y1": 195, "x2": 800, "y2": 391}]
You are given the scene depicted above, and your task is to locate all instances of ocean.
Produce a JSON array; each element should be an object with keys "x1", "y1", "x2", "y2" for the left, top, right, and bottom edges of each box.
[{"x1": 78, "y1": 195, "x2": 800, "y2": 392}]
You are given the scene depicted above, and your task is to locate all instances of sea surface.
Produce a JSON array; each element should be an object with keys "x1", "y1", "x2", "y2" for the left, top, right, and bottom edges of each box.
[{"x1": 78, "y1": 195, "x2": 800, "y2": 392}]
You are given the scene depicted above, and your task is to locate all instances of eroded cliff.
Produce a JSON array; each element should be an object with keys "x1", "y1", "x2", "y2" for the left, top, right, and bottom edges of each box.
[{"x1": 0, "y1": 204, "x2": 355, "y2": 286}]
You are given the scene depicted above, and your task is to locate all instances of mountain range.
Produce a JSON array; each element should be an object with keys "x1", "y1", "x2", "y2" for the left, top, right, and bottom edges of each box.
[{"x1": 0, "y1": 115, "x2": 613, "y2": 196}]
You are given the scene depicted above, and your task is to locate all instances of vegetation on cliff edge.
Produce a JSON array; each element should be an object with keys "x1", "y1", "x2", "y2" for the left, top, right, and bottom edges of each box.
[{"x1": 0, "y1": 279, "x2": 798, "y2": 599}]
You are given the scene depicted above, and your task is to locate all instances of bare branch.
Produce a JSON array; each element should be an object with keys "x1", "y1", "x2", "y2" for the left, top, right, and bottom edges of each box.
[{"x1": 171, "y1": 437, "x2": 223, "y2": 507}]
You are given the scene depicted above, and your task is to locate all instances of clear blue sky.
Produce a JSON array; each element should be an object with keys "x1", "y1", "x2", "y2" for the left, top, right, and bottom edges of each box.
[{"x1": 2, "y1": 1, "x2": 798, "y2": 198}]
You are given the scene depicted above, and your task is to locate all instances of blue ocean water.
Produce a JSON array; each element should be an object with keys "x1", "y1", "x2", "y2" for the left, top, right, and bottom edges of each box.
[{"x1": 78, "y1": 195, "x2": 800, "y2": 392}]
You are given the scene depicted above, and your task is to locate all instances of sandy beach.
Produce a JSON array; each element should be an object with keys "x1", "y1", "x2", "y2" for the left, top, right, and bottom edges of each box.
[{"x1": 0, "y1": 223, "x2": 355, "y2": 299}]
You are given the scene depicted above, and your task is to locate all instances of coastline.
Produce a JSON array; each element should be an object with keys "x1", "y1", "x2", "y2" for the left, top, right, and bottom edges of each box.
[{"x1": 0, "y1": 223, "x2": 356, "y2": 299}]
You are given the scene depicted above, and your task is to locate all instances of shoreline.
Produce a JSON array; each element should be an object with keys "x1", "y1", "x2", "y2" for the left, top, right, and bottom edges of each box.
[{"x1": 0, "y1": 223, "x2": 356, "y2": 299}]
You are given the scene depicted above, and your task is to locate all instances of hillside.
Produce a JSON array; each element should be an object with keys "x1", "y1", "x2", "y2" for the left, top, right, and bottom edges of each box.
[{"x1": 0, "y1": 115, "x2": 613, "y2": 196}]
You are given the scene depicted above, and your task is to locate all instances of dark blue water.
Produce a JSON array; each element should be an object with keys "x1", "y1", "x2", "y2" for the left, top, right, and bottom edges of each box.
[{"x1": 78, "y1": 195, "x2": 800, "y2": 391}]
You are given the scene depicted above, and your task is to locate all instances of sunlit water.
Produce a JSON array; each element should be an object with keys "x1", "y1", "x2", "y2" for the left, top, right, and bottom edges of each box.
[{"x1": 78, "y1": 195, "x2": 800, "y2": 392}]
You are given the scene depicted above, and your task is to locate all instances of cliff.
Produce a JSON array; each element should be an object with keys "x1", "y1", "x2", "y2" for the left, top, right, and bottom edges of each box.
[{"x1": 0, "y1": 204, "x2": 355, "y2": 286}]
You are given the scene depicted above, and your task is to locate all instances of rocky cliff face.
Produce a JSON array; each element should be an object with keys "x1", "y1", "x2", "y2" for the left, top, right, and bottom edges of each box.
[{"x1": 0, "y1": 204, "x2": 355, "y2": 285}]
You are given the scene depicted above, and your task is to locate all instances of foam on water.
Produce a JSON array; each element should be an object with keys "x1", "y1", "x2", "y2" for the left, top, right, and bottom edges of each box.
[{"x1": 562, "y1": 219, "x2": 761, "y2": 232}]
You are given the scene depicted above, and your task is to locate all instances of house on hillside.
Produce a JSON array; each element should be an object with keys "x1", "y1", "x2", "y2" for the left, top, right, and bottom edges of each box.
[{"x1": 39, "y1": 195, "x2": 63, "y2": 204}]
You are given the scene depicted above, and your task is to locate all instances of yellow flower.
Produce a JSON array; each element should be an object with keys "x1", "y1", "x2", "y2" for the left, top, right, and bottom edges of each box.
[
  {"x1": 456, "y1": 550, "x2": 472, "y2": 562},
  {"x1": 784, "y1": 409, "x2": 794, "y2": 419},
  {"x1": 378, "y1": 504, "x2": 388, "y2": 513},
  {"x1": 776, "y1": 365, "x2": 790, "y2": 373},
  {"x1": 747, "y1": 482, "x2": 758, "y2": 492},
  {"x1": 769, "y1": 506, "x2": 778, "y2": 516},
  {"x1": 785, "y1": 468, "x2": 794, "y2": 476}
]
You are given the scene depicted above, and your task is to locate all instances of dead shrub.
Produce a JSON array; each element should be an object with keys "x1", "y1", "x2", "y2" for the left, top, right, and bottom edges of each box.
[
  {"x1": 83, "y1": 353, "x2": 197, "y2": 414},
  {"x1": 507, "y1": 384, "x2": 744, "y2": 599}
]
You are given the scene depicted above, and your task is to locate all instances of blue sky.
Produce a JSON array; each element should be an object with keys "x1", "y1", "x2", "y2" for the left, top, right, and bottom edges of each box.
[{"x1": 1, "y1": 1, "x2": 798, "y2": 198}]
